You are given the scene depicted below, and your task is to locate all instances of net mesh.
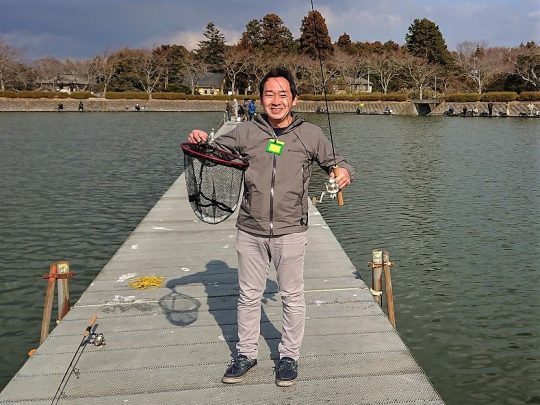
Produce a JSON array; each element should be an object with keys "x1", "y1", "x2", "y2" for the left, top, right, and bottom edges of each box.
[{"x1": 181, "y1": 142, "x2": 248, "y2": 224}]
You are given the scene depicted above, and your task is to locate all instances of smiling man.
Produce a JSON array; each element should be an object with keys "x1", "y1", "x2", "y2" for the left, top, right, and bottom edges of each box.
[{"x1": 187, "y1": 67, "x2": 355, "y2": 387}]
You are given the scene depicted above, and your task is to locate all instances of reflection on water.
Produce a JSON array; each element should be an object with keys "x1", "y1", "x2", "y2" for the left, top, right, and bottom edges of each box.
[
  {"x1": 0, "y1": 112, "x2": 223, "y2": 389},
  {"x1": 0, "y1": 112, "x2": 539, "y2": 404},
  {"x1": 309, "y1": 114, "x2": 540, "y2": 404}
]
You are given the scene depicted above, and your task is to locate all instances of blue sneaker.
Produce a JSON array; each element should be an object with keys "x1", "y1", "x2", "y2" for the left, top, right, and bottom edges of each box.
[
  {"x1": 275, "y1": 357, "x2": 298, "y2": 387},
  {"x1": 222, "y1": 355, "x2": 257, "y2": 384}
]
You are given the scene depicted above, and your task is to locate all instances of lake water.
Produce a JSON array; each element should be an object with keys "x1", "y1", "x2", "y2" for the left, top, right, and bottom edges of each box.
[{"x1": 0, "y1": 112, "x2": 538, "y2": 404}]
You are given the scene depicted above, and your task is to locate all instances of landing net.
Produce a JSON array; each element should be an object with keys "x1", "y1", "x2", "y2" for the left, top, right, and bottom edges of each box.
[{"x1": 181, "y1": 142, "x2": 248, "y2": 224}]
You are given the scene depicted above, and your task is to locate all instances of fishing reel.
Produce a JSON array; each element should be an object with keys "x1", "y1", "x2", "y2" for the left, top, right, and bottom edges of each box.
[
  {"x1": 319, "y1": 177, "x2": 339, "y2": 202},
  {"x1": 86, "y1": 332, "x2": 105, "y2": 347}
]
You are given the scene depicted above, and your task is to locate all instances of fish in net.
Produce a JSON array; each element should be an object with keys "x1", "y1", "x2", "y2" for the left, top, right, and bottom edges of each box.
[{"x1": 181, "y1": 142, "x2": 249, "y2": 224}]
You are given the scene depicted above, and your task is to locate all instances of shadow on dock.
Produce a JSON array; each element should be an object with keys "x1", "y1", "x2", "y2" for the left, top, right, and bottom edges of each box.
[{"x1": 159, "y1": 259, "x2": 281, "y2": 360}]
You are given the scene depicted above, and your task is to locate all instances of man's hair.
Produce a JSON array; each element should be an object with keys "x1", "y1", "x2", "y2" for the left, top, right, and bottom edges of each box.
[{"x1": 259, "y1": 67, "x2": 298, "y2": 99}]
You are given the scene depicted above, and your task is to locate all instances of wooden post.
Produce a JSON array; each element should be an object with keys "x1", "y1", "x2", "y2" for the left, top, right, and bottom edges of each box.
[
  {"x1": 383, "y1": 251, "x2": 396, "y2": 328},
  {"x1": 332, "y1": 166, "x2": 344, "y2": 206},
  {"x1": 370, "y1": 249, "x2": 383, "y2": 306},
  {"x1": 40, "y1": 263, "x2": 57, "y2": 344},
  {"x1": 56, "y1": 260, "x2": 71, "y2": 322}
]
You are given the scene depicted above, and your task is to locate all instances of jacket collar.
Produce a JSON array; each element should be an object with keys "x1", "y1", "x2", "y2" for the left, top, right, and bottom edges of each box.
[{"x1": 253, "y1": 113, "x2": 304, "y2": 136}]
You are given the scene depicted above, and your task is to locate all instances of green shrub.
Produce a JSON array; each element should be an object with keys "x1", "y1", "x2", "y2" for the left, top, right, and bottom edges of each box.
[
  {"x1": 152, "y1": 92, "x2": 231, "y2": 100},
  {"x1": 518, "y1": 91, "x2": 540, "y2": 101},
  {"x1": 0, "y1": 91, "x2": 18, "y2": 98},
  {"x1": 480, "y1": 92, "x2": 518, "y2": 102},
  {"x1": 182, "y1": 94, "x2": 237, "y2": 100},
  {"x1": 0, "y1": 90, "x2": 69, "y2": 99},
  {"x1": 444, "y1": 93, "x2": 482, "y2": 102},
  {"x1": 299, "y1": 93, "x2": 407, "y2": 101},
  {"x1": 105, "y1": 91, "x2": 149, "y2": 100},
  {"x1": 152, "y1": 92, "x2": 188, "y2": 100},
  {"x1": 69, "y1": 91, "x2": 92, "y2": 99}
]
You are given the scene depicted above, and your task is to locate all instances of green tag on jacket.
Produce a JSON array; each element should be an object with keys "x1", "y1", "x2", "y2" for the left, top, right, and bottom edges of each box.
[{"x1": 266, "y1": 139, "x2": 285, "y2": 155}]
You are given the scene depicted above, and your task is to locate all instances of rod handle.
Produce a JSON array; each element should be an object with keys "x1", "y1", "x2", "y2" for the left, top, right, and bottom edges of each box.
[
  {"x1": 84, "y1": 314, "x2": 98, "y2": 337},
  {"x1": 332, "y1": 166, "x2": 344, "y2": 206}
]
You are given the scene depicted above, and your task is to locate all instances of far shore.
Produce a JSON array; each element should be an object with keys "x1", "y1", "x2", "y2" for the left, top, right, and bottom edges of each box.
[{"x1": 0, "y1": 98, "x2": 537, "y2": 117}]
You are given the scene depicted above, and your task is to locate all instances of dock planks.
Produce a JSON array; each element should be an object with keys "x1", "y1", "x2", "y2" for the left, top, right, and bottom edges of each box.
[{"x1": 1, "y1": 121, "x2": 443, "y2": 404}]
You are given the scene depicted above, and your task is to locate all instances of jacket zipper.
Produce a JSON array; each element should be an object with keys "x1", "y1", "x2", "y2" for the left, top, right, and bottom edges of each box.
[{"x1": 269, "y1": 134, "x2": 277, "y2": 237}]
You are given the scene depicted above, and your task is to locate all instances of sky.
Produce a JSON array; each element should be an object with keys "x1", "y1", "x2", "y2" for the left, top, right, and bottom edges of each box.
[{"x1": 1, "y1": 0, "x2": 539, "y2": 61}]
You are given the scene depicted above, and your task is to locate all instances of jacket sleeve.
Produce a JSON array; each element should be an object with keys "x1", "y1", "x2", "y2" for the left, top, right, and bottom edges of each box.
[
  {"x1": 211, "y1": 126, "x2": 243, "y2": 155},
  {"x1": 314, "y1": 129, "x2": 356, "y2": 181}
]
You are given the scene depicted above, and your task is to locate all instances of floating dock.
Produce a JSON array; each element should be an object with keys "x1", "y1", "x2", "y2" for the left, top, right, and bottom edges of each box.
[{"x1": 1, "y1": 121, "x2": 443, "y2": 404}]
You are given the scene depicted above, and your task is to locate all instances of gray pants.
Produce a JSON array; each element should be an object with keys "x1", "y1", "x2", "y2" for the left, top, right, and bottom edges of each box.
[{"x1": 235, "y1": 230, "x2": 307, "y2": 360}]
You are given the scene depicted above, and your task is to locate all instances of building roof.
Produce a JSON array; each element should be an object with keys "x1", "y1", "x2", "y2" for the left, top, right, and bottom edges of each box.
[{"x1": 197, "y1": 72, "x2": 225, "y2": 88}]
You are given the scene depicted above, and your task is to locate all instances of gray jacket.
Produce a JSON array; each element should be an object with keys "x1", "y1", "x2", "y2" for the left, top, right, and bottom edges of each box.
[{"x1": 214, "y1": 113, "x2": 355, "y2": 236}]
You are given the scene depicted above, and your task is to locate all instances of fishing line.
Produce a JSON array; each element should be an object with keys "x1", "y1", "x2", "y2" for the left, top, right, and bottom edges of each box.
[
  {"x1": 309, "y1": 0, "x2": 345, "y2": 206},
  {"x1": 309, "y1": 0, "x2": 337, "y2": 164}
]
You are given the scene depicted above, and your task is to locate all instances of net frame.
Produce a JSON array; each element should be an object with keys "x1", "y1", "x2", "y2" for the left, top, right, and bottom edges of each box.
[{"x1": 181, "y1": 143, "x2": 249, "y2": 170}]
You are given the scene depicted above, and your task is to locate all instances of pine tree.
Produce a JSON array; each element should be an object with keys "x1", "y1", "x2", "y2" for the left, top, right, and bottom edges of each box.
[
  {"x1": 299, "y1": 10, "x2": 333, "y2": 60},
  {"x1": 336, "y1": 33, "x2": 352, "y2": 48},
  {"x1": 239, "y1": 19, "x2": 262, "y2": 50},
  {"x1": 260, "y1": 14, "x2": 294, "y2": 54},
  {"x1": 405, "y1": 18, "x2": 450, "y2": 65},
  {"x1": 197, "y1": 22, "x2": 226, "y2": 71}
]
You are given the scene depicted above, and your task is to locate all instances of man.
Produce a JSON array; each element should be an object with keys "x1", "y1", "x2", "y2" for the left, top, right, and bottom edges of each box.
[
  {"x1": 225, "y1": 100, "x2": 232, "y2": 120},
  {"x1": 187, "y1": 67, "x2": 354, "y2": 387},
  {"x1": 527, "y1": 102, "x2": 535, "y2": 116},
  {"x1": 248, "y1": 99, "x2": 256, "y2": 120},
  {"x1": 232, "y1": 98, "x2": 239, "y2": 120}
]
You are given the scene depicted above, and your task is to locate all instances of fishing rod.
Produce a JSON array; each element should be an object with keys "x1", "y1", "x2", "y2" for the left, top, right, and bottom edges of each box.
[
  {"x1": 51, "y1": 314, "x2": 105, "y2": 404},
  {"x1": 310, "y1": 0, "x2": 344, "y2": 206}
]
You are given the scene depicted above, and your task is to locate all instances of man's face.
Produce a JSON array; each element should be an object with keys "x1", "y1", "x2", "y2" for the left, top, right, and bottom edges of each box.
[{"x1": 261, "y1": 77, "x2": 298, "y2": 128}]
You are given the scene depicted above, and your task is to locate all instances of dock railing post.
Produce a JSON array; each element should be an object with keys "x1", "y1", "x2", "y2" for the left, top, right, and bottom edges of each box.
[
  {"x1": 40, "y1": 260, "x2": 75, "y2": 344},
  {"x1": 369, "y1": 249, "x2": 383, "y2": 306},
  {"x1": 383, "y1": 251, "x2": 396, "y2": 328},
  {"x1": 40, "y1": 263, "x2": 57, "y2": 344},
  {"x1": 56, "y1": 260, "x2": 71, "y2": 323}
]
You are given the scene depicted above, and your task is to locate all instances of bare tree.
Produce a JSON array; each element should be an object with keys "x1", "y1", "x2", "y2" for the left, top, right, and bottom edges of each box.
[
  {"x1": 223, "y1": 47, "x2": 251, "y2": 94},
  {"x1": 510, "y1": 45, "x2": 540, "y2": 89},
  {"x1": 33, "y1": 57, "x2": 65, "y2": 90},
  {"x1": 302, "y1": 57, "x2": 341, "y2": 94},
  {"x1": 332, "y1": 49, "x2": 370, "y2": 93},
  {"x1": 245, "y1": 51, "x2": 273, "y2": 93},
  {"x1": 64, "y1": 59, "x2": 97, "y2": 91},
  {"x1": 0, "y1": 40, "x2": 22, "y2": 91},
  {"x1": 402, "y1": 53, "x2": 440, "y2": 99},
  {"x1": 455, "y1": 41, "x2": 511, "y2": 93},
  {"x1": 368, "y1": 51, "x2": 403, "y2": 94},
  {"x1": 280, "y1": 53, "x2": 306, "y2": 84},
  {"x1": 131, "y1": 48, "x2": 165, "y2": 99},
  {"x1": 93, "y1": 50, "x2": 121, "y2": 97},
  {"x1": 181, "y1": 51, "x2": 207, "y2": 95}
]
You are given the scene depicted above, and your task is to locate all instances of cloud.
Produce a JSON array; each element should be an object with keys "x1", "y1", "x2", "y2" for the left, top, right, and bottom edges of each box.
[
  {"x1": 1, "y1": 30, "x2": 82, "y2": 60},
  {"x1": 146, "y1": 31, "x2": 204, "y2": 51},
  {"x1": 147, "y1": 26, "x2": 241, "y2": 51},
  {"x1": 1, "y1": 0, "x2": 538, "y2": 59}
]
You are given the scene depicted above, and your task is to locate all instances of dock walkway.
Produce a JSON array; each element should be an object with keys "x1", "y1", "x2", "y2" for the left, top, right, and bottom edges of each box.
[{"x1": 1, "y1": 122, "x2": 443, "y2": 404}]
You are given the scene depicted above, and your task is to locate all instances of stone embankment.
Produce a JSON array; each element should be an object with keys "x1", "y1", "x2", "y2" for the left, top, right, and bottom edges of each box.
[
  {"x1": 430, "y1": 101, "x2": 536, "y2": 116},
  {"x1": 0, "y1": 98, "x2": 536, "y2": 116}
]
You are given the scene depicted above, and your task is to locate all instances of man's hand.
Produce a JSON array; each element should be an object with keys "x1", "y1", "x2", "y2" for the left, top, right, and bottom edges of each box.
[
  {"x1": 187, "y1": 129, "x2": 209, "y2": 144},
  {"x1": 330, "y1": 167, "x2": 351, "y2": 190}
]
